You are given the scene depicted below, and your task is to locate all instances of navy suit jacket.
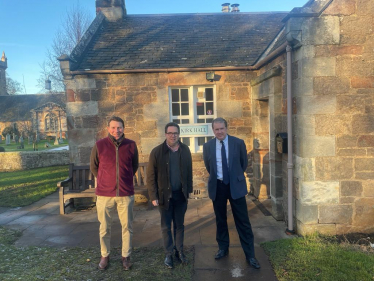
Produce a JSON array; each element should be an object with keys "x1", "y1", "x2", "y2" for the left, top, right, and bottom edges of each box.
[{"x1": 203, "y1": 135, "x2": 248, "y2": 201}]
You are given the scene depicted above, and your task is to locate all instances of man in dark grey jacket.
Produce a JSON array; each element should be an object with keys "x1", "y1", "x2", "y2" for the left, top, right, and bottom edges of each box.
[{"x1": 147, "y1": 122, "x2": 193, "y2": 269}]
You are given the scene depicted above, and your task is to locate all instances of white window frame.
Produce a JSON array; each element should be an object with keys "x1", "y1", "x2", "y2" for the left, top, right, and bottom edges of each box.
[{"x1": 169, "y1": 85, "x2": 216, "y2": 153}]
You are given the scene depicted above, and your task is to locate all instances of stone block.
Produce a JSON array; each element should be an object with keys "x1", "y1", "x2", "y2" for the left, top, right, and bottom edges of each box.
[
  {"x1": 297, "y1": 221, "x2": 337, "y2": 235},
  {"x1": 340, "y1": 197, "x2": 356, "y2": 204},
  {"x1": 217, "y1": 84, "x2": 230, "y2": 101},
  {"x1": 68, "y1": 129, "x2": 96, "y2": 148},
  {"x1": 67, "y1": 102, "x2": 98, "y2": 117},
  {"x1": 355, "y1": 158, "x2": 374, "y2": 171},
  {"x1": 294, "y1": 45, "x2": 315, "y2": 61},
  {"x1": 315, "y1": 45, "x2": 364, "y2": 57},
  {"x1": 315, "y1": 157, "x2": 353, "y2": 180},
  {"x1": 352, "y1": 115, "x2": 374, "y2": 134},
  {"x1": 115, "y1": 103, "x2": 134, "y2": 114},
  {"x1": 337, "y1": 135, "x2": 357, "y2": 148},
  {"x1": 296, "y1": 200, "x2": 318, "y2": 224},
  {"x1": 353, "y1": 198, "x2": 374, "y2": 227},
  {"x1": 340, "y1": 15, "x2": 373, "y2": 44},
  {"x1": 91, "y1": 89, "x2": 112, "y2": 101},
  {"x1": 294, "y1": 156, "x2": 315, "y2": 182},
  {"x1": 357, "y1": 0, "x2": 374, "y2": 15},
  {"x1": 292, "y1": 78, "x2": 313, "y2": 97},
  {"x1": 82, "y1": 116, "x2": 99, "y2": 128},
  {"x1": 297, "y1": 95, "x2": 336, "y2": 115},
  {"x1": 337, "y1": 148, "x2": 366, "y2": 156},
  {"x1": 315, "y1": 115, "x2": 351, "y2": 135},
  {"x1": 355, "y1": 172, "x2": 374, "y2": 180},
  {"x1": 351, "y1": 77, "x2": 374, "y2": 88},
  {"x1": 77, "y1": 146, "x2": 92, "y2": 165},
  {"x1": 232, "y1": 87, "x2": 250, "y2": 100},
  {"x1": 299, "y1": 136, "x2": 335, "y2": 158},
  {"x1": 337, "y1": 56, "x2": 374, "y2": 77},
  {"x1": 337, "y1": 95, "x2": 370, "y2": 115},
  {"x1": 270, "y1": 198, "x2": 284, "y2": 221},
  {"x1": 216, "y1": 101, "x2": 243, "y2": 118},
  {"x1": 225, "y1": 72, "x2": 250, "y2": 83},
  {"x1": 75, "y1": 78, "x2": 96, "y2": 89},
  {"x1": 66, "y1": 89, "x2": 75, "y2": 102},
  {"x1": 362, "y1": 181, "x2": 374, "y2": 197},
  {"x1": 270, "y1": 175, "x2": 283, "y2": 198},
  {"x1": 300, "y1": 181, "x2": 339, "y2": 205},
  {"x1": 358, "y1": 135, "x2": 374, "y2": 147},
  {"x1": 252, "y1": 133, "x2": 269, "y2": 149},
  {"x1": 314, "y1": 77, "x2": 350, "y2": 95},
  {"x1": 75, "y1": 90, "x2": 91, "y2": 102},
  {"x1": 140, "y1": 137, "x2": 165, "y2": 154},
  {"x1": 300, "y1": 57, "x2": 336, "y2": 77},
  {"x1": 324, "y1": 0, "x2": 356, "y2": 15},
  {"x1": 294, "y1": 115, "x2": 315, "y2": 137},
  {"x1": 319, "y1": 205, "x2": 353, "y2": 224},
  {"x1": 301, "y1": 17, "x2": 340, "y2": 45},
  {"x1": 134, "y1": 92, "x2": 153, "y2": 104},
  {"x1": 136, "y1": 121, "x2": 156, "y2": 131},
  {"x1": 341, "y1": 181, "x2": 363, "y2": 197}
]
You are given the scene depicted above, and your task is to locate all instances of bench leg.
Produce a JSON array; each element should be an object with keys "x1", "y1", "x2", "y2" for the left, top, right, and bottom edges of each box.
[{"x1": 59, "y1": 188, "x2": 65, "y2": 215}]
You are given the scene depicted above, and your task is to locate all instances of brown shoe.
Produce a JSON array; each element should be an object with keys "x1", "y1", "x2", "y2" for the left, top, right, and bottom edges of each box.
[
  {"x1": 98, "y1": 256, "x2": 109, "y2": 270},
  {"x1": 122, "y1": 256, "x2": 132, "y2": 270}
]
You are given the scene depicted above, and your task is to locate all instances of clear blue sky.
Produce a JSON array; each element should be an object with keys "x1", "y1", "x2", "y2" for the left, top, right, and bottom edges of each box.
[{"x1": 0, "y1": 0, "x2": 307, "y2": 94}]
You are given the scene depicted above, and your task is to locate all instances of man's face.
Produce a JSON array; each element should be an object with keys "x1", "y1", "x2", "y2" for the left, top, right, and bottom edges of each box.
[
  {"x1": 213, "y1": 121, "x2": 227, "y2": 141},
  {"x1": 108, "y1": 121, "x2": 124, "y2": 140},
  {"x1": 165, "y1": 125, "x2": 180, "y2": 147}
]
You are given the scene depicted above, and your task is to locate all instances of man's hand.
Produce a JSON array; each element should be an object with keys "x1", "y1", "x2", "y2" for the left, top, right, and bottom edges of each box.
[{"x1": 152, "y1": 200, "x2": 159, "y2": 206}]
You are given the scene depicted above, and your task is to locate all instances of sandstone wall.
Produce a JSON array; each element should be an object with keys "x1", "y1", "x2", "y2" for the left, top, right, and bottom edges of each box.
[
  {"x1": 64, "y1": 71, "x2": 255, "y2": 197},
  {"x1": 0, "y1": 151, "x2": 69, "y2": 171},
  {"x1": 292, "y1": 0, "x2": 374, "y2": 235}
]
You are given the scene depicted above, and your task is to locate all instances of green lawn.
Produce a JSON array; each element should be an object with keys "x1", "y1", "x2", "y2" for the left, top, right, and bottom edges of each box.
[
  {"x1": 0, "y1": 139, "x2": 68, "y2": 152},
  {"x1": 262, "y1": 234, "x2": 374, "y2": 281},
  {"x1": 0, "y1": 227, "x2": 193, "y2": 281},
  {"x1": 0, "y1": 165, "x2": 69, "y2": 207}
]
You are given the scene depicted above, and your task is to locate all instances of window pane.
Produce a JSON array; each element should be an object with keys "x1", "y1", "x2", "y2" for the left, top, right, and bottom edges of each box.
[
  {"x1": 207, "y1": 136, "x2": 214, "y2": 141},
  {"x1": 181, "y1": 103, "x2": 189, "y2": 115},
  {"x1": 173, "y1": 119, "x2": 180, "y2": 124},
  {"x1": 181, "y1": 89, "x2": 189, "y2": 101},
  {"x1": 196, "y1": 102, "x2": 204, "y2": 115},
  {"x1": 181, "y1": 137, "x2": 190, "y2": 146},
  {"x1": 206, "y1": 102, "x2": 213, "y2": 115},
  {"x1": 172, "y1": 89, "x2": 179, "y2": 102},
  {"x1": 172, "y1": 103, "x2": 180, "y2": 116},
  {"x1": 205, "y1": 88, "x2": 213, "y2": 101},
  {"x1": 198, "y1": 137, "x2": 206, "y2": 146},
  {"x1": 206, "y1": 118, "x2": 214, "y2": 123},
  {"x1": 197, "y1": 119, "x2": 205, "y2": 123},
  {"x1": 181, "y1": 119, "x2": 190, "y2": 124}
]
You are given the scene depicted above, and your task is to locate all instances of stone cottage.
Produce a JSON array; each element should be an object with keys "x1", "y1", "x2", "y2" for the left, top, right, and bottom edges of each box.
[{"x1": 59, "y1": 0, "x2": 374, "y2": 235}]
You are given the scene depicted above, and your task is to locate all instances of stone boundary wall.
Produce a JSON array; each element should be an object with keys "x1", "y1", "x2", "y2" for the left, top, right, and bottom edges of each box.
[{"x1": 0, "y1": 151, "x2": 69, "y2": 171}]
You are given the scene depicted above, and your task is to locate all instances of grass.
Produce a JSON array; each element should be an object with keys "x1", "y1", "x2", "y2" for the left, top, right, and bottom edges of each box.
[
  {"x1": 0, "y1": 139, "x2": 68, "y2": 152},
  {"x1": 0, "y1": 165, "x2": 69, "y2": 207},
  {"x1": 262, "y1": 234, "x2": 374, "y2": 281},
  {"x1": 0, "y1": 227, "x2": 194, "y2": 281}
]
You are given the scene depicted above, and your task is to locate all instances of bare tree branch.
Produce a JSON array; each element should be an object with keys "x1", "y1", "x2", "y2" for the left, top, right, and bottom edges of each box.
[
  {"x1": 6, "y1": 73, "x2": 23, "y2": 95},
  {"x1": 37, "y1": 3, "x2": 93, "y2": 93}
]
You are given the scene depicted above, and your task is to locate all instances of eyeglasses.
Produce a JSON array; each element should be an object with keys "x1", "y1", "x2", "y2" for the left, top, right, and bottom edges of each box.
[{"x1": 166, "y1": 132, "x2": 179, "y2": 136}]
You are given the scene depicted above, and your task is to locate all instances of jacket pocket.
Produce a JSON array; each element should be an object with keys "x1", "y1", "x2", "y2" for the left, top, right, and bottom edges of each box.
[{"x1": 237, "y1": 174, "x2": 245, "y2": 182}]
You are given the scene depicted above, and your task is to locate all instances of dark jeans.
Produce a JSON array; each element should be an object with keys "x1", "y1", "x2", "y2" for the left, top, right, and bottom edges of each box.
[
  {"x1": 212, "y1": 180, "x2": 255, "y2": 259},
  {"x1": 159, "y1": 190, "x2": 187, "y2": 255}
]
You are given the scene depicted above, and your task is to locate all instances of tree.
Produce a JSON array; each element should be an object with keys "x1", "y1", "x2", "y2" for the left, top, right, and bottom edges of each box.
[
  {"x1": 2, "y1": 126, "x2": 19, "y2": 138},
  {"x1": 6, "y1": 74, "x2": 23, "y2": 95},
  {"x1": 37, "y1": 4, "x2": 93, "y2": 93}
]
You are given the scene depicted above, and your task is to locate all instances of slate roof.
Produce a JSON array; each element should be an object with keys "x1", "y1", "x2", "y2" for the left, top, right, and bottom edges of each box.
[
  {"x1": 72, "y1": 12, "x2": 287, "y2": 71},
  {"x1": 0, "y1": 94, "x2": 65, "y2": 122}
]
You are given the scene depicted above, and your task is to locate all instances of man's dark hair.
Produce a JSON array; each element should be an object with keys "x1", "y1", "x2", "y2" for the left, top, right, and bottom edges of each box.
[
  {"x1": 108, "y1": 116, "x2": 125, "y2": 127},
  {"x1": 212, "y1": 117, "x2": 227, "y2": 129},
  {"x1": 165, "y1": 122, "x2": 180, "y2": 134}
]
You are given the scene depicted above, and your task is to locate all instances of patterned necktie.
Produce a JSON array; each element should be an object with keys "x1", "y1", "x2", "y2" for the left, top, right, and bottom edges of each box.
[{"x1": 220, "y1": 140, "x2": 229, "y2": 184}]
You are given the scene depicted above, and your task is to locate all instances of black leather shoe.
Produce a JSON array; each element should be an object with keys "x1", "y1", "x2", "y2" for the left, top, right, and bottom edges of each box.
[
  {"x1": 248, "y1": 257, "x2": 261, "y2": 269},
  {"x1": 164, "y1": 255, "x2": 173, "y2": 269},
  {"x1": 178, "y1": 251, "x2": 188, "y2": 265},
  {"x1": 215, "y1": 249, "x2": 228, "y2": 260}
]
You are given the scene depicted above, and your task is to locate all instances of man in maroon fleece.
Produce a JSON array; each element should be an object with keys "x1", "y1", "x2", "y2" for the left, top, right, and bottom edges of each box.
[{"x1": 90, "y1": 116, "x2": 139, "y2": 271}]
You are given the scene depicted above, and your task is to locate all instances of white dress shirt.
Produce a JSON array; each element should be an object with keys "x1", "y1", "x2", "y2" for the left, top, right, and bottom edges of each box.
[{"x1": 216, "y1": 136, "x2": 229, "y2": 181}]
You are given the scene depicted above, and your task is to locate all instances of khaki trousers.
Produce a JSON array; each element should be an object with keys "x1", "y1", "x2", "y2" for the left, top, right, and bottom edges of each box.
[{"x1": 96, "y1": 195, "x2": 134, "y2": 258}]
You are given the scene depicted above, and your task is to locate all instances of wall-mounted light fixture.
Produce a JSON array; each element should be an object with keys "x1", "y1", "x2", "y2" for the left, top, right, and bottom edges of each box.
[{"x1": 206, "y1": 71, "x2": 215, "y2": 82}]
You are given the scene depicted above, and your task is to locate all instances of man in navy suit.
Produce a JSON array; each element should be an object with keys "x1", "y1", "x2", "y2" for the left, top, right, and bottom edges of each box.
[{"x1": 203, "y1": 117, "x2": 260, "y2": 269}]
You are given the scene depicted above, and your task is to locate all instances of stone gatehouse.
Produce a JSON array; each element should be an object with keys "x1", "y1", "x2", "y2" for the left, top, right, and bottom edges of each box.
[{"x1": 60, "y1": 0, "x2": 374, "y2": 235}]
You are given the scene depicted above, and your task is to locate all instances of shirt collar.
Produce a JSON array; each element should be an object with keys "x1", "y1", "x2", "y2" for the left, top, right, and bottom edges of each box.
[
  {"x1": 216, "y1": 135, "x2": 228, "y2": 146},
  {"x1": 166, "y1": 141, "x2": 180, "y2": 152}
]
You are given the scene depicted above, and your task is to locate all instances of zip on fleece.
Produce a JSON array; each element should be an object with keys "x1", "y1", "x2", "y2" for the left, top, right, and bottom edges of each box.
[{"x1": 116, "y1": 145, "x2": 119, "y2": 197}]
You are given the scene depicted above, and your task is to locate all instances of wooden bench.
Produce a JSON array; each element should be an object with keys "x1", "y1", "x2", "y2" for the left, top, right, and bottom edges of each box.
[{"x1": 58, "y1": 163, "x2": 150, "y2": 214}]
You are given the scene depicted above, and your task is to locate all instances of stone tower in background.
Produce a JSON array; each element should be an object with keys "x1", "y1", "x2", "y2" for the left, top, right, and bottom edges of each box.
[{"x1": 0, "y1": 52, "x2": 8, "y2": 96}]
